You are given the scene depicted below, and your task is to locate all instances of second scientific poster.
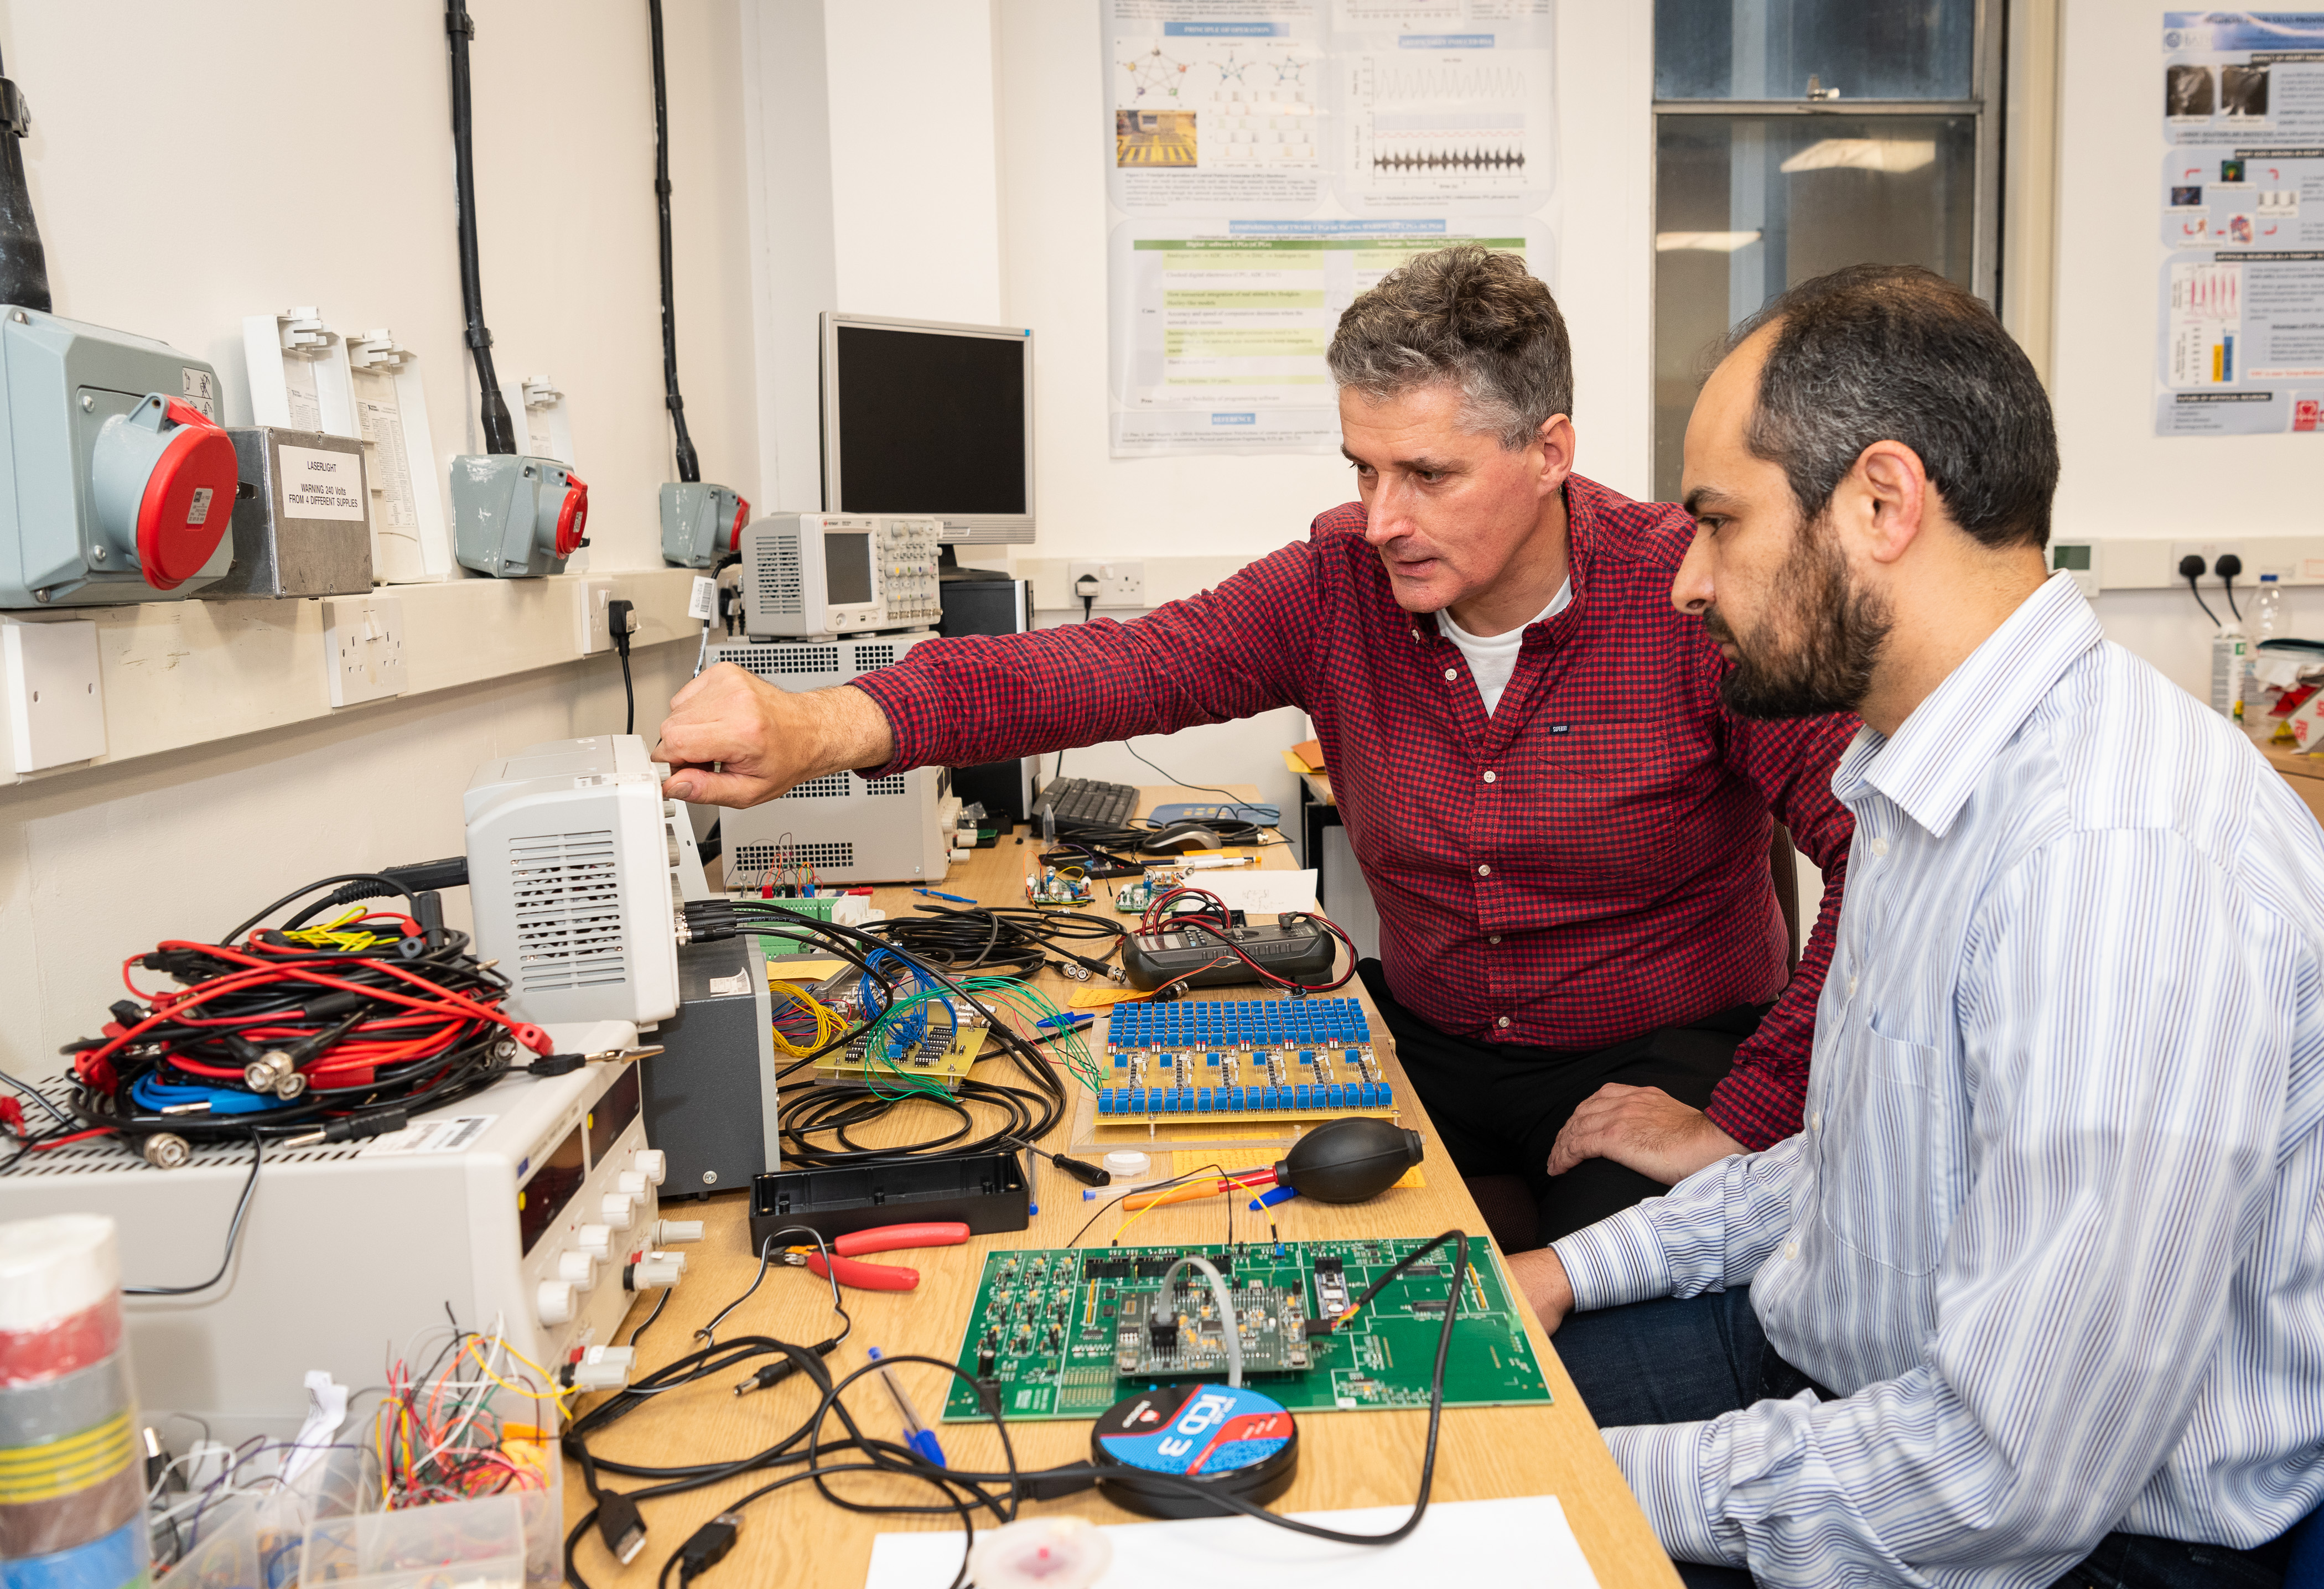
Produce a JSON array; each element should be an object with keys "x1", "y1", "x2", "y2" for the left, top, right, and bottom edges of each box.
[{"x1": 1104, "y1": 0, "x2": 1558, "y2": 457}]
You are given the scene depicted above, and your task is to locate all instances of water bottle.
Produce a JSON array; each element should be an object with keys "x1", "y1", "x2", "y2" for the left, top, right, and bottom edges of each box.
[
  {"x1": 2242, "y1": 573, "x2": 2287, "y2": 739},
  {"x1": 2211, "y1": 617, "x2": 2247, "y2": 721}
]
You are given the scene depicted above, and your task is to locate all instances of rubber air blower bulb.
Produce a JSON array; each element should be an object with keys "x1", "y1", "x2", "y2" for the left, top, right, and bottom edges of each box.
[{"x1": 1271, "y1": 1116, "x2": 1424, "y2": 1203}]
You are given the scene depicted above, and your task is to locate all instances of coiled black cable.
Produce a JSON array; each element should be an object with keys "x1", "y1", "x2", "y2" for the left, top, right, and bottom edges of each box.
[{"x1": 865, "y1": 905, "x2": 1124, "y2": 981}]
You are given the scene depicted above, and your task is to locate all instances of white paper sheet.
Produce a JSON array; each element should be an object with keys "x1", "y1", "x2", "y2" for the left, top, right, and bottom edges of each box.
[
  {"x1": 863, "y1": 1495, "x2": 1602, "y2": 1588},
  {"x1": 1195, "y1": 866, "x2": 1320, "y2": 916}
]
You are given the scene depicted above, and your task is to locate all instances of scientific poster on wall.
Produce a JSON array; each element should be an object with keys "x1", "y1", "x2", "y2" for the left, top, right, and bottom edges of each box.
[
  {"x1": 1104, "y1": 0, "x2": 1558, "y2": 458},
  {"x1": 2158, "y1": 13, "x2": 2324, "y2": 435}
]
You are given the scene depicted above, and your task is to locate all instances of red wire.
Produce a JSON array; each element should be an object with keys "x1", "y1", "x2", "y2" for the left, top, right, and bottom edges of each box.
[
  {"x1": 29, "y1": 1128, "x2": 113, "y2": 1151},
  {"x1": 85, "y1": 939, "x2": 547, "y2": 1090}
]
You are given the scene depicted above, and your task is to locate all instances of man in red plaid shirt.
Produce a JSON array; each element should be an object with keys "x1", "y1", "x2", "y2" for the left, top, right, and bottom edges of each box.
[{"x1": 660, "y1": 246, "x2": 1855, "y2": 1245}]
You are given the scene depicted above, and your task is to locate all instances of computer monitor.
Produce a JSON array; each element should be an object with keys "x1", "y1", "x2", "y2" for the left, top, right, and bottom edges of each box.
[{"x1": 819, "y1": 312, "x2": 1035, "y2": 545}]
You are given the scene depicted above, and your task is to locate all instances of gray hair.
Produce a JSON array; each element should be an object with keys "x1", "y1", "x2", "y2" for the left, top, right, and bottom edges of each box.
[{"x1": 1325, "y1": 245, "x2": 1573, "y2": 448}]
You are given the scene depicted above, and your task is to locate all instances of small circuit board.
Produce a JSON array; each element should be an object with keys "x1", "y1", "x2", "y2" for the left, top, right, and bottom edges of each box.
[
  {"x1": 1116, "y1": 1280, "x2": 1310, "y2": 1378},
  {"x1": 812, "y1": 1006, "x2": 988, "y2": 1092},
  {"x1": 942, "y1": 1238, "x2": 1549, "y2": 1423},
  {"x1": 1111, "y1": 867, "x2": 1186, "y2": 915},
  {"x1": 1026, "y1": 864, "x2": 1094, "y2": 907},
  {"x1": 1094, "y1": 998, "x2": 1397, "y2": 1122}
]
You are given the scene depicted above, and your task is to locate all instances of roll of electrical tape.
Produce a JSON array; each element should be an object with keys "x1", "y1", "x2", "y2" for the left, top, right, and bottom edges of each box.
[
  {"x1": 0, "y1": 1362, "x2": 133, "y2": 1452},
  {"x1": 1090, "y1": 1383, "x2": 1298, "y2": 1519},
  {"x1": 0, "y1": 1218, "x2": 121, "y2": 1390},
  {"x1": 0, "y1": 1400, "x2": 143, "y2": 1559},
  {"x1": 0, "y1": 1515, "x2": 147, "y2": 1589},
  {"x1": 0, "y1": 1218, "x2": 140, "y2": 1561}
]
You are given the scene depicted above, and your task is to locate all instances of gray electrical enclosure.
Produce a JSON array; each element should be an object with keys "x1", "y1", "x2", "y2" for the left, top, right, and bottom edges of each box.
[
  {"x1": 451, "y1": 452, "x2": 584, "y2": 579},
  {"x1": 659, "y1": 480, "x2": 747, "y2": 568},
  {"x1": 207, "y1": 427, "x2": 372, "y2": 599},
  {"x1": 0, "y1": 307, "x2": 237, "y2": 609}
]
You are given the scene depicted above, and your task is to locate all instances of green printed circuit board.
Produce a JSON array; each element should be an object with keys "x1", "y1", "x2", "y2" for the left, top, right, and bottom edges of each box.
[{"x1": 940, "y1": 1238, "x2": 1553, "y2": 1423}]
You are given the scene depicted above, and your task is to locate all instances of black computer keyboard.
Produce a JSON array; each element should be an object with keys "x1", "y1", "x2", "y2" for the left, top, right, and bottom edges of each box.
[{"x1": 1031, "y1": 776, "x2": 1140, "y2": 834}]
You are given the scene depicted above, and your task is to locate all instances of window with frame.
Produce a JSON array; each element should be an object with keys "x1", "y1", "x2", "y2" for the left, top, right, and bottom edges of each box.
[{"x1": 1652, "y1": 0, "x2": 2000, "y2": 500}]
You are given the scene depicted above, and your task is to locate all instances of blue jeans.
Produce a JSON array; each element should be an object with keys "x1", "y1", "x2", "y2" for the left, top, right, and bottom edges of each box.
[{"x1": 1552, "y1": 1287, "x2": 2291, "y2": 1589}]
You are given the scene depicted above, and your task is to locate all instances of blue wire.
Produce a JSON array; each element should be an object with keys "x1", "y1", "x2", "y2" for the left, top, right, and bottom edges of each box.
[{"x1": 130, "y1": 1072, "x2": 288, "y2": 1117}]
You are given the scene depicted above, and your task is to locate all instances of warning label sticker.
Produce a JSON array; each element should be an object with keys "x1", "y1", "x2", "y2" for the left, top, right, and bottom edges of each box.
[{"x1": 278, "y1": 443, "x2": 367, "y2": 522}]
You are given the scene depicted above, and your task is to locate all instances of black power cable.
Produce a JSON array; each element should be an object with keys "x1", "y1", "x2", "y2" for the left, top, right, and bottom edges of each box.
[
  {"x1": 865, "y1": 905, "x2": 1124, "y2": 982},
  {"x1": 610, "y1": 598, "x2": 638, "y2": 735},
  {"x1": 445, "y1": 0, "x2": 517, "y2": 455},
  {"x1": 646, "y1": 0, "x2": 699, "y2": 485},
  {"x1": 2180, "y1": 553, "x2": 2221, "y2": 627},
  {"x1": 121, "y1": 1130, "x2": 261, "y2": 1297},
  {"x1": 559, "y1": 1234, "x2": 1474, "y2": 1589}
]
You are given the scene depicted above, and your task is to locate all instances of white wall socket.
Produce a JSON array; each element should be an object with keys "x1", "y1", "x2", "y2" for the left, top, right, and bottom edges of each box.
[
  {"x1": 574, "y1": 577, "x2": 615, "y2": 656},
  {"x1": 2169, "y1": 539, "x2": 2253, "y2": 578},
  {"x1": 1066, "y1": 561, "x2": 1146, "y2": 609},
  {"x1": 323, "y1": 594, "x2": 407, "y2": 708},
  {"x1": 3, "y1": 619, "x2": 106, "y2": 772}
]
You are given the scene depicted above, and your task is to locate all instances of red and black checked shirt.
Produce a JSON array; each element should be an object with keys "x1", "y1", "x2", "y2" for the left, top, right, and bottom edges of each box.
[{"x1": 853, "y1": 475, "x2": 1858, "y2": 1149}]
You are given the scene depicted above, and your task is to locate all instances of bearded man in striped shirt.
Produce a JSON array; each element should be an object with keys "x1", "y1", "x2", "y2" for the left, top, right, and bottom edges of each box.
[{"x1": 1519, "y1": 265, "x2": 2324, "y2": 1588}]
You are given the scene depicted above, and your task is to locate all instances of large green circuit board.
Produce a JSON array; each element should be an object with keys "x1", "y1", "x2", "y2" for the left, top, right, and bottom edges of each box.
[{"x1": 940, "y1": 1238, "x2": 1552, "y2": 1423}]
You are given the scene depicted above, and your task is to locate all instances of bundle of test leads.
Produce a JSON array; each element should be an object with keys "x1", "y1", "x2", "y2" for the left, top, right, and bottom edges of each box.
[{"x1": 25, "y1": 871, "x2": 559, "y2": 1171}]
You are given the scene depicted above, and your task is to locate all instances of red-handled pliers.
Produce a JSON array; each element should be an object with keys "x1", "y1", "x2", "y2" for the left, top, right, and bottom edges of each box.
[{"x1": 781, "y1": 1222, "x2": 969, "y2": 1291}]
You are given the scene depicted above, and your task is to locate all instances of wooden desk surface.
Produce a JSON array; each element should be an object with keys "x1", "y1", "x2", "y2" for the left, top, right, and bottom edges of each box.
[
  {"x1": 566, "y1": 787, "x2": 1675, "y2": 1588},
  {"x1": 1280, "y1": 746, "x2": 1335, "y2": 807}
]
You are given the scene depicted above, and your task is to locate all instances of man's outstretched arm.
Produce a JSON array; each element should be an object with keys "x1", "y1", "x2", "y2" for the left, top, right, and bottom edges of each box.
[{"x1": 655, "y1": 538, "x2": 1329, "y2": 808}]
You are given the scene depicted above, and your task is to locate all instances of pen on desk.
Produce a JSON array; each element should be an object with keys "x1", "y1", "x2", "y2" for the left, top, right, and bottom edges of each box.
[
  {"x1": 914, "y1": 887, "x2": 977, "y2": 903},
  {"x1": 865, "y1": 1347, "x2": 946, "y2": 1467}
]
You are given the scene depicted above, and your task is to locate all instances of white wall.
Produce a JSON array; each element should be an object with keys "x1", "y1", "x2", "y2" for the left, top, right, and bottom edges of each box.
[
  {"x1": 0, "y1": 2, "x2": 758, "y2": 1082},
  {"x1": 827, "y1": 1, "x2": 1007, "y2": 324}
]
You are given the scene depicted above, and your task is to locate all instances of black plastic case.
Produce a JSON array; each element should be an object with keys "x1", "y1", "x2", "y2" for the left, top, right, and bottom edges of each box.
[{"x1": 748, "y1": 1151, "x2": 1030, "y2": 1250}]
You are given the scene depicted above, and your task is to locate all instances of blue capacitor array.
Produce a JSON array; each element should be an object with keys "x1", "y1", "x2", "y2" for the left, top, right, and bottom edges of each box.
[
  {"x1": 1105, "y1": 998, "x2": 1369, "y2": 1052},
  {"x1": 1100, "y1": 998, "x2": 1387, "y2": 1115},
  {"x1": 1096, "y1": 1080, "x2": 1395, "y2": 1114}
]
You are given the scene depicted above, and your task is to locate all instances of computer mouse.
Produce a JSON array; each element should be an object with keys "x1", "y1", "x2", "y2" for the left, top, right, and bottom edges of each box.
[{"x1": 1143, "y1": 823, "x2": 1222, "y2": 854}]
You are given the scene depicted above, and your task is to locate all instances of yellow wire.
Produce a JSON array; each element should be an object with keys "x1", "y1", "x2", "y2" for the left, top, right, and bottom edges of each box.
[
  {"x1": 1112, "y1": 1170, "x2": 1273, "y2": 1243},
  {"x1": 461, "y1": 1338, "x2": 574, "y2": 1429},
  {"x1": 769, "y1": 981, "x2": 842, "y2": 1058},
  {"x1": 1111, "y1": 1194, "x2": 1175, "y2": 1245}
]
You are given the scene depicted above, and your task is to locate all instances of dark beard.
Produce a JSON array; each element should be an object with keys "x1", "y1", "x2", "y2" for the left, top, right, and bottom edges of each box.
[{"x1": 1706, "y1": 515, "x2": 1891, "y2": 720}]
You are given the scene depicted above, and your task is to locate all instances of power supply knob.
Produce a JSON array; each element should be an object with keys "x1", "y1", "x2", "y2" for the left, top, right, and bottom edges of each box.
[
  {"x1": 575, "y1": 1223, "x2": 613, "y2": 1258},
  {"x1": 600, "y1": 1192, "x2": 638, "y2": 1230},
  {"x1": 616, "y1": 1171, "x2": 649, "y2": 1196},
  {"x1": 536, "y1": 1280, "x2": 577, "y2": 1326},
  {"x1": 631, "y1": 1149, "x2": 667, "y2": 1186},
  {"x1": 557, "y1": 1250, "x2": 601, "y2": 1290}
]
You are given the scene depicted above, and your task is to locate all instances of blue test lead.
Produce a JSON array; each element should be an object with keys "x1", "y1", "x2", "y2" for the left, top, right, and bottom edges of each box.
[
  {"x1": 914, "y1": 887, "x2": 977, "y2": 903},
  {"x1": 1250, "y1": 1184, "x2": 1299, "y2": 1211},
  {"x1": 866, "y1": 1347, "x2": 946, "y2": 1468}
]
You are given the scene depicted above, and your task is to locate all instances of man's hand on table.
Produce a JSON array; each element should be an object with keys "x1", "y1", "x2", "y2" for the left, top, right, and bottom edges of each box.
[
  {"x1": 656, "y1": 669, "x2": 896, "y2": 808},
  {"x1": 1547, "y1": 1083, "x2": 1745, "y2": 1186},
  {"x1": 1507, "y1": 1248, "x2": 1575, "y2": 1334}
]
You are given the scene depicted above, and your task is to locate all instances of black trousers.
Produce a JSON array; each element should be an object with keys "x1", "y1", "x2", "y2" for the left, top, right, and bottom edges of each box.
[{"x1": 1357, "y1": 959, "x2": 1762, "y2": 1245}]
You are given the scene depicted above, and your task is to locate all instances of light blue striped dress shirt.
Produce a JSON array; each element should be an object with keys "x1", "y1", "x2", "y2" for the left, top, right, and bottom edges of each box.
[{"x1": 1553, "y1": 572, "x2": 2324, "y2": 1587}]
